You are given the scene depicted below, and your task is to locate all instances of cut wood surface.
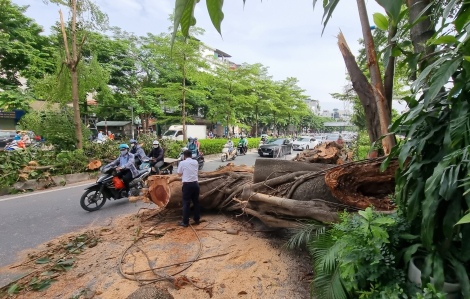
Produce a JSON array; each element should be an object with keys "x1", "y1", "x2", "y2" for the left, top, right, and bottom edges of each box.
[
  {"x1": 292, "y1": 142, "x2": 353, "y2": 164},
  {"x1": 324, "y1": 158, "x2": 398, "y2": 211},
  {"x1": 87, "y1": 160, "x2": 102, "y2": 170}
]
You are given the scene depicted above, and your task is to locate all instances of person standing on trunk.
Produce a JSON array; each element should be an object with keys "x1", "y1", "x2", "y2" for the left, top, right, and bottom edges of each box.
[{"x1": 177, "y1": 150, "x2": 200, "y2": 227}]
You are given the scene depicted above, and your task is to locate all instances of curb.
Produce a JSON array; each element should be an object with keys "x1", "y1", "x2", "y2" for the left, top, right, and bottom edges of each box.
[{"x1": 8, "y1": 172, "x2": 99, "y2": 194}]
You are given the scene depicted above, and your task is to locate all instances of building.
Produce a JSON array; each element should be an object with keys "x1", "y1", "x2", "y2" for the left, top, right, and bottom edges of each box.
[
  {"x1": 303, "y1": 98, "x2": 321, "y2": 115},
  {"x1": 96, "y1": 121, "x2": 133, "y2": 137},
  {"x1": 321, "y1": 110, "x2": 331, "y2": 118}
]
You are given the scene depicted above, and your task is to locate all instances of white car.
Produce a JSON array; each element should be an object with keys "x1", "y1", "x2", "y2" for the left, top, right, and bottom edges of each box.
[
  {"x1": 314, "y1": 135, "x2": 326, "y2": 145},
  {"x1": 292, "y1": 136, "x2": 319, "y2": 151}
]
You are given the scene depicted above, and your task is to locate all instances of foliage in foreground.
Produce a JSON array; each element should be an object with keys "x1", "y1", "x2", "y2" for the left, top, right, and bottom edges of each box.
[{"x1": 288, "y1": 209, "x2": 447, "y2": 299}]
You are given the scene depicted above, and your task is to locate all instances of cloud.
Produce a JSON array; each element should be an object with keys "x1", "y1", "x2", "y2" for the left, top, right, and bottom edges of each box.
[{"x1": 16, "y1": 0, "x2": 405, "y2": 112}]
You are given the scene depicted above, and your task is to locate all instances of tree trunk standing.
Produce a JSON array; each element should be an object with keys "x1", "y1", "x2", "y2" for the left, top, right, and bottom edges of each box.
[
  {"x1": 59, "y1": 1, "x2": 82, "y2": 149},
  {"x1": 356, "y1": 0, "x2": 395, "y2": 154},
  {"x1": 273, "y1": 112, "x2": 276, "y2": 136},
  {"x1": 182, "y1": 56, "x2": 187, "y2": 143},
  {"x1": 408, "y1": 0, "x2": 434, "y2": 55},
  {"x1": 337, "y1": 32, "x2": 381, "y2": 143},
  {"x1": 226, "y1": 98, "x2": 231, "y2": 137},
  {"x1": 384, "y1": 24, "x2": 398, "y2": 118},
  {"x1": 255, "y1": 105, "x2": 259, "y2": 138}
]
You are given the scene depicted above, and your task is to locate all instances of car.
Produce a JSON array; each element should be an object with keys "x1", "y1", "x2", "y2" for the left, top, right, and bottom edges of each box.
[
  {"x1": 0, "y1": 130, "x2": 17, "y2": 148},
  {"x1": 326, "y1": 134, "x2": 340, "y2": 143},
  {"x1": 292, "y1": 136, "x2": 318, "y2": 151},
  {"x1": 313, "y1": 135, "x2": 326, "y2": 145},
  {"x1": 258, "y1": 138, "x2": 293, "y2": 158}
]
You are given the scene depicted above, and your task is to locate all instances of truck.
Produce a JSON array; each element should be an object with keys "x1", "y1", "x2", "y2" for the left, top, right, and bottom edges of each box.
[{"x1": 162, "y1": 125, "x2": 207, "y2": 141}]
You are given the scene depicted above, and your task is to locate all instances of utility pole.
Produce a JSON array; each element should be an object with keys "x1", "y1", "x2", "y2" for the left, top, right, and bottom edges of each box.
[{"x1": 356, "y1": 0, "x2": 395, "y2": 154}]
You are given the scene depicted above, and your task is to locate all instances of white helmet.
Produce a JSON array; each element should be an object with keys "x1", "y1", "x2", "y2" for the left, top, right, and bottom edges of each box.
[{"x1": 153, "y1": 140, "x2": 159, "y2": 145}]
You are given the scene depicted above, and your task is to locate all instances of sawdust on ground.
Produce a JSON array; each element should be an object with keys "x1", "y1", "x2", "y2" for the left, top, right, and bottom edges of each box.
[{"x1": 0, "y1": 209, "x2": 312, "y2": 299}]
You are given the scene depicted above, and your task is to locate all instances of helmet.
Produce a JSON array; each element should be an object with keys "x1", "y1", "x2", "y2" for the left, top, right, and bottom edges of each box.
[
  {"x1": 119, "y1": 144, "x2": 129, "y2": 149},
  {"x1": 194, "y1": 137, "x2": 198, "y2": 141},
  {"x1": 130, "y1": 139, "x2": 137, "y2": 144},
  {"x1": 188, "y1": 137, "x2": 194, "y2": 141},
  {"x1": 153, "y1": 140, "x2": 159, "y2": 145}
]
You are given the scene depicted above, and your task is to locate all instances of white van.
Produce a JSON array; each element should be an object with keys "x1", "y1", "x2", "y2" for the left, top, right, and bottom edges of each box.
[{"x1": 162, "y1": 125, "x2": 207, "y2": 141}]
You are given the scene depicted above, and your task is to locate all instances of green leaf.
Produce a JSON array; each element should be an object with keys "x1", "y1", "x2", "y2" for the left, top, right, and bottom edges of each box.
[
  {"x1": 371, "y1": 217, "x2": 395, "y2": 225},
  {"x1": 57, "y1": 258, "x2": 76, "y2": 265},
  {"x1": 172, "y1": 0, "x2": 197, "y2": 46},
  {"x1": 433, "y1": 253, "x2": 444, "y2": 291},
  {"x1": 421, "y1": 253, "x2": 434, "y2": 287},
  {"x1": 371, "y1": 225, "x2": 390, "y2": 241},
  {"x1": 7, "y1": 283, "x2": 20, "y2": 295},
  {"x1": 391, "y1": 47, "x2": 401, "y2": 57},
  {"x1": 320, "y1": 0, "x2": 340, "y2": 35},
  {"x1": 431, "y1": 35, "x2": 458, "y2": 45},
  {"x1": 180, "y1": 0, "x2": 197, "y2": 38},
  {"x1": 399, "y1": 233, "x2": 419, "y2": 240},
  {"x1": 35, "y1": 257, "x2": 51, "y2": 264},
  {"x1": 449, "y1": 256, "x2": 470, "y2": 298},
  {"x1": 403, "y1": 243, "x2": 421, "y2": 266},
  {"x1": 373, "y1": 13, "x2": 388, "y2": 30},
  {"x1": 456, "y1": 213, "x2": 470, "y2": 225},
  {"x1": 206, "y1": 0, "x2": 224, "y2": 36},
  {"x1": 424, "y1": 58, "x2": 460, "y2": 107},
  {"x1": 376, "y1": 0, "x2": 401, "y2": 25}
]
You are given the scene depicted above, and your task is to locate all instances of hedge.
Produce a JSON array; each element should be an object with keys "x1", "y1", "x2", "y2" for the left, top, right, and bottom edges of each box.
[{"x1": 198, "y1": 138, "x2": 261, "y2": 156}]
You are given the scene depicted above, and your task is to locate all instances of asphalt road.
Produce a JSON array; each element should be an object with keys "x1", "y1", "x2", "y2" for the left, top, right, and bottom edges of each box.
[{"x1": 0, "y1": 151, "x2": 295, "y2": 285}]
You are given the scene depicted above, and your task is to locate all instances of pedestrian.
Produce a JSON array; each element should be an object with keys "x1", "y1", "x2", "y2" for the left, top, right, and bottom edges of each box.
[{"x1": 177, "y1": 150, "x2": 200, "y2": 227}]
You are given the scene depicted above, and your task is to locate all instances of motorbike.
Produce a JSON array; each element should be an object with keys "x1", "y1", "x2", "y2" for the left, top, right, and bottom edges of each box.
[
  {"x1": 80, "y1": 166, "x2": 151, "y2": 212},
  {"x1": 221, "y1": 144, "x2": 237, "y2": 162},
  {"x1": 178, "y1": 147, "x2": 205, "y2": 170},
  {"x1": 237, "y1": 143, "x2": 247, "y2": 156}
]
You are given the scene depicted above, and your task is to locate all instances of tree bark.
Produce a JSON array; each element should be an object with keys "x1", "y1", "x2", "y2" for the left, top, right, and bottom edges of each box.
[
  {"x1": 408, "y1": 0, "x2": 435, "y2": 55},
  {"x1": 384, "y1": 24, "x2": 398, "y2": 118},
  {"x1": 337, "y1": 32, "x2": 381, "y2": 144},
  {"x1": 255, "y1": 106, "x2": 258, "y2": 138},
  {"x1": 182, "y1": 57, "x2": 187, "y2": 143},
  {"x1": 356, "y1": 0, "x2": 395, "y2": 154}
]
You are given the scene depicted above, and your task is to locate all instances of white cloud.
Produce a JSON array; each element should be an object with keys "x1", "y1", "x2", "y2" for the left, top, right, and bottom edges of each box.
[{"x1": 14, "y1": 0, "x2": 407, "y2": 112}]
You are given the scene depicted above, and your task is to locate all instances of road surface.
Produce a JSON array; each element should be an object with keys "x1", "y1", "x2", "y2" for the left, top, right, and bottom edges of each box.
[{"x1": 0, "y1": 151, "x2": 295, "y2": 285}]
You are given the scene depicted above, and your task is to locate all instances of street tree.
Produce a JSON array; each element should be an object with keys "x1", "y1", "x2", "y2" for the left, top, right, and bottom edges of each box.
[
  {"x1": 44, "y1": 0, "x2": 108, "y2": 149},
  {"x1": 0, "y1": 0, "x2": 55, "y2": 111},
  {"x1": 206, "y1": 62, "x2": 257, "y2": 137},
  {"x1": 153, "y1": 30, "x2": 208, "y2": 141}
]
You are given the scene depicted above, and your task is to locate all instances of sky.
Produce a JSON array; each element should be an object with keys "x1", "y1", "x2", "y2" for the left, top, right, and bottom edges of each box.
[{"x1": 14, "y1": 0, "x2": 406, "y2": 113}]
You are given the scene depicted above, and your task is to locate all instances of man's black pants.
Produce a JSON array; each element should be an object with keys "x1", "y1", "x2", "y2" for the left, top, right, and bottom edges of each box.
[
  {"x1": 117, "y1": 169, "x2": 133, "y2": 193},
  {"x1": 182, "y1": 182, "x2": 200, "y2": 225}
]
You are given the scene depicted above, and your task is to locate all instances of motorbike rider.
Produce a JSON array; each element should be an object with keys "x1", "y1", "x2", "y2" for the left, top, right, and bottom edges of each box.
[
  {"x1": 148, "y1": 140, "x2": 164, "y2": 174},
  {"x1": 105, "y1": 144, "x2": 139, "y2": 197},
  {"x1": 130, "y1": 139, "x2": 147, "y2": 165},
  {"x1": 186, "y1": 137, "x2": 198, "y2": 158},
  {"x1": 194, "y1": 137, "x2": 201, "y2": 151},
  {"x1": 226, "y1": 137, "x2": 234, "y2": 154},
  {"x1": 239, "y1": 136, "x2": 248, "y2": 154}
]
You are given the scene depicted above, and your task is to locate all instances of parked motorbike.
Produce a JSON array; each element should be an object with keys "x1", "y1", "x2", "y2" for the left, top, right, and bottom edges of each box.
[
  {"x1": 80, "y1": 166, "x2": 151, "y2": 212},
  {"x1": 178, "y1": 147, "x2": 205, "y2": 170},
  {"x1": 237, "y1": 143, "x2": 247, "y2": 156},
  {"x1": 221, "y1": 144, "x2": 237, "y2": 162}
]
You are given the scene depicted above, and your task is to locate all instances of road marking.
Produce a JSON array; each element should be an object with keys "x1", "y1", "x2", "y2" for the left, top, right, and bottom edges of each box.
[{"x1": 0, "y1": 182, "x2": 93, "y2": 202}]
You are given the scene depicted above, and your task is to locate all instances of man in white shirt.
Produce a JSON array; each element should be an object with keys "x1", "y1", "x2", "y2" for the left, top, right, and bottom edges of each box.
[{"x1": 177, "y1": 150, "x2": 200, "y2": 227}]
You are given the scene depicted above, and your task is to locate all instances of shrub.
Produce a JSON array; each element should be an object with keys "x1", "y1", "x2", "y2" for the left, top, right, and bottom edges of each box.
[{"x1": 20, "y1": 109, "x2": 91, "y2": 151}]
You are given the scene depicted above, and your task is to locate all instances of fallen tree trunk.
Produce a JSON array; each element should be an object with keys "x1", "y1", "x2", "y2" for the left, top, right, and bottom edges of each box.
[{"x1": 134, "y1": 159, "x2": 397, "y2": 228}]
